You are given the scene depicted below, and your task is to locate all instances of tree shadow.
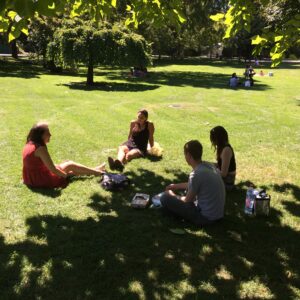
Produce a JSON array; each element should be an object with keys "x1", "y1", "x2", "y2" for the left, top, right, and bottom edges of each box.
[
  {"x1": 57, "y1": 81, "x2": 160, "y2": 92},
  {"x1": 107, "y1": 70, "x2": 271, "y2": 91},
  {"x1": 1, "y1": 172, "x2": 300, "y2": 299},
  {"x1": 0, "y1": 58, "x2": 41, "y2": 79}
]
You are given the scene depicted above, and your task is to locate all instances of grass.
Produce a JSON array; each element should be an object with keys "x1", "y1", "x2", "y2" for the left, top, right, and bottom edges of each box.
[{"x1": 0, "y1": 57, "x2": 299, "y2": 299}]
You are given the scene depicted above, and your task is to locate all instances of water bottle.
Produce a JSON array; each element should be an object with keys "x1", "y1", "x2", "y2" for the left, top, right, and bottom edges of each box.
[{"x1": 245, "y1": 187, "x2": 255, "y2": 215}]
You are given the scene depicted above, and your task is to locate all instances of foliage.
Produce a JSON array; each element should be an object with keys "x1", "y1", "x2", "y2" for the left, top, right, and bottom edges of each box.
[
  {"x1": 27, "y1": 16, "x2": 61, "y2": 63},
  {"x1": 47, "y1": 19, "x2": 151, "y2": 84},
  {"x1": 210, "y1": 0, "x2": 300, "y2": 66},
  {"x1": 138, "y1": 0, "x2": 226, "y2": 58},
  {"x1": 0, "y1": 0, "x2": 185, "y2": 42}
]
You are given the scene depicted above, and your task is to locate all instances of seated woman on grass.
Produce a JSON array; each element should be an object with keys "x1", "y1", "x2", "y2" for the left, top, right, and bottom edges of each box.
[
  {"x1": 22, "y1": 122, "x2": 105, "y2": 189},
  {"x1": 210, "y1": 126, "x2": 236, "y2": 191},
  {"x1": 108, "y1": 109, "x2": 154, "y2": 171}
]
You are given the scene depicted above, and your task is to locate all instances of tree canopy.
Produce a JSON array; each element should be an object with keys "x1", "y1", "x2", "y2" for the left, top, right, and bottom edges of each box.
[
  {"x1": 211, "y1": 0, "x2": 300, "y2": 66},
  {"x1": 47, "y1": 19, "x2": 151, "y2": 85},
  {"x1": 0, "y1": 0, "x2": 185, "y2": 43}
]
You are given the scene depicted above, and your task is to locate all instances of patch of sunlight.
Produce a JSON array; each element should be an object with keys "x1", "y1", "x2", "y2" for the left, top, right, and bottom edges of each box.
[
  {"x1": 37, "y1": 259, "x2": 53, "y2": 286},
  {"x1": 98, "y1": 259, "x2": 105, "y2": 268},
  {"x1": 215, "y1": 265, "x2": 234, "y2": 280},
  {"x1": 128, "y1": 281, "x2": 146, "y2": 300},
  {"x1": 198, "y1": 281, "x2": 218, "y2": 294},
  {"x1": 180, "y1": 262, "x2": 192, "y2": 276},
  {"x1": 7, "y1": 251, "x2": 19, "y2": 267},
  {"x1": 289, "y1": 285, "x2": 300, "y2": 299},
  {"x1": 185, "y1": 228, "x2": 211, "y2": 238},
  {"x1": 178, "y1": 280, "x2": 196, "y2": 294},
  {"x1": 237, "y1": 256, "x2": 254, "y2": 269},
  {"x1": 227, "y1": 230, "x2": 243, "y2": 242},
  {"x1": 202, "y1": 244, "x2": 213, "y2": 254},
  {"x1": 147, "y1": 270, "x2": 159, "y2": 280},
  {"x1": 62, "y1": 260, "x2": 73, "y2": 269},
  {"x1": 237, "y1": 277, "x2": 275, "y2": 299},
  {"x1": 164, "y1": 252, "x2": 175, "y2": 260},
  {"x1": 198, "y1": 244, "x2": 213, "y2": 262},
  {"x1": 13, "y1": 256, "x2": 36, "y2": 295},
  {"x1": 115, "y1": 252, "x2": 126, "y2": 263},
  {"x1": 276, "y1": 248, "x2": 289, "y2": 264}
]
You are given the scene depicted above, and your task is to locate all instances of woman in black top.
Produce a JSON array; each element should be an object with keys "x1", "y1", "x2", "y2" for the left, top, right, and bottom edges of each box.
[
  {"x1": 210, "y1": 126, "x2": 236, "y2": 190},
  {"x1": 108, "y1": 109, "x2": 155, "y2": 171}
]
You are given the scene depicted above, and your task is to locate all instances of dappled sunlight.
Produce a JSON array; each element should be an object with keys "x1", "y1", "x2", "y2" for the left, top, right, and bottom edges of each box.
[{"x1": 237, "y1": 277, "x2": 275, "y2": 299}]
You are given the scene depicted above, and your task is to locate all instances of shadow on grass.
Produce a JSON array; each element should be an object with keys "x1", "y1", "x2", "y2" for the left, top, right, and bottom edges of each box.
[
  {"x1": 58, "y1": 81, "x2": 160, "y2": 92},
  {"x1": 1, "y1": 172, "x2": 300, "y2": 299},
  {"x1": 0, "y1": 58, "x2": 41, "y2": 79},
  {"x1": 107, "y1": 71, "x2": 271, "y2": 91},
  {"x1": 27, "y1": 186, "x2": 62, "y2": 198}
]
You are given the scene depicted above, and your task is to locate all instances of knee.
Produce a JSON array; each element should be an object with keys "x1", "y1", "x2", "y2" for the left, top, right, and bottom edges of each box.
[{"x1": 160, "y1": 192, "x2": 170, "y2": 207}]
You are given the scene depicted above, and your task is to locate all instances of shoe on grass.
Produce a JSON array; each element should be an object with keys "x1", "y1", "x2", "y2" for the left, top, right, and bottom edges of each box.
[
  {"x1": 114, "y1": 159, "x2": 124, "y2": 172},
  {"x1": 108, "y1": 157, "x2": 116, "y2": 170}
]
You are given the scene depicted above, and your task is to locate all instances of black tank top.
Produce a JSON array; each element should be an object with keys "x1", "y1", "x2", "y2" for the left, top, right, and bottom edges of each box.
[
  {"x1": 131, "y1": 122, "x2": 149, "y2": 153},
  {"x1": 217, "y1": 144, "x2": 236, "y2": 172}
]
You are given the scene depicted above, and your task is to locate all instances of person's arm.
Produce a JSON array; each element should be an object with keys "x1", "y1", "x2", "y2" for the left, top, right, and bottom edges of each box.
[
  {"x1": 128, "y1": 121, "x2": 135, "y2": 139},
  {"x1": 148, "y1": 122, "x2": 155, "y2": 148},
  {"x1": 219, "y1": 146, "x2": 233, "y2": 177},
  {"x1": 180, "y1": 189, "x2": 197, "y2": 203},
  {"x1": 166, "y1": 182, "x2": 188, "y2": 191},
  {"x1": 35, "y1": 146, "x2": 67, "y2": 178}
]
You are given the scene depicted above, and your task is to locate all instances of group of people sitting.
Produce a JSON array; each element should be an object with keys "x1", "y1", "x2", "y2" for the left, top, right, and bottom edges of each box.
[
  {"x1": 229, "y1": 65, "x2": 259, "y2": 88},
  {"x1": 22, "y1": 109, "x2": 236, "y2": 226}
]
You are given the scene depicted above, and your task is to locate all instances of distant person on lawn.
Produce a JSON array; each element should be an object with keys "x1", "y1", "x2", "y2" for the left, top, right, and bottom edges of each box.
[
  {"x1": 229, "y1": 73, "x2": 239, "y2": 87},
  {"x1": 161, "y1": 140, "x2": 225, "y2": 226},
  {"x1": 210, "y1": 126, "x2": 236, "y2": 191},
  {"x1": 22, "y1": 122, "x2": 105, "y2": 189},
  {"x1": 108, "y1": 109, "x2": 155, "y2": 171}
]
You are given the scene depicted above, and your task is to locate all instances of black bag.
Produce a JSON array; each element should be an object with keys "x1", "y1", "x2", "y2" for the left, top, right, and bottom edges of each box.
[{"x1": 101, "y1": 173, "x2": 130, "y2": 191}]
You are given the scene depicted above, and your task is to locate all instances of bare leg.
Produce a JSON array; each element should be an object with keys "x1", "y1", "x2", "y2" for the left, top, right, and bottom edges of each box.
[
  {"x1": 117, "y1": 146, "x2": 129, "y2": 164},
  {"x1": 125, "y1": 149, "x2": 142, "y2": 162},
  {"x1": 58, "y1": 160, "x2": 103, "y2": 176}
]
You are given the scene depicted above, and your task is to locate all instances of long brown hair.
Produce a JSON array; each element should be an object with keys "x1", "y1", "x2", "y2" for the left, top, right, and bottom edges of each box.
[
  {"x1": 26, "y1": 122, "x2": 49, "y2": 146},
  {"x1": 210, "y1": 126, "x2": 229, "y2": 158}
]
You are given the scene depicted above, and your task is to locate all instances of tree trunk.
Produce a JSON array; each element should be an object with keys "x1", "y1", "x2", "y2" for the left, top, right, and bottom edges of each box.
[
  {"x1": 87, "y1": 62, "x2": 94, "y2": 85},
  {"x1": 10, "y1": 40, "x2": 18, "y2": 59}
]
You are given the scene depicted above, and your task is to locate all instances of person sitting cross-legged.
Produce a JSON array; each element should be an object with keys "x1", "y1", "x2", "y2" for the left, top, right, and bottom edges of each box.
[{"x1": 161, "y1": 140, "x2": 225, "y2": 227}]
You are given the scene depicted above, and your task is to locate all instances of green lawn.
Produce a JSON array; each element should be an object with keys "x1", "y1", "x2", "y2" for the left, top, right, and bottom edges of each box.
[{"x1": 0, "y1": 57, "x2": 299, "y2": 299}]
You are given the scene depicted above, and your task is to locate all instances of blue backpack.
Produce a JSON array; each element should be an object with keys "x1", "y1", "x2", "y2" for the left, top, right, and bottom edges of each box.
[{"x1": 101, "y1": 173, "x2": 130, "y2": 191}]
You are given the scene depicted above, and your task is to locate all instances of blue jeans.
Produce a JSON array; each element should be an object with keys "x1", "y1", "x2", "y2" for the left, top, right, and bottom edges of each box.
[{"x1": 160, "y1": 193, "x2": 216, "y2": 227}]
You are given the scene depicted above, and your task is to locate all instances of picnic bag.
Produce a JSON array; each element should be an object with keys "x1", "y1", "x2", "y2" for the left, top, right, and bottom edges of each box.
[
  {"x1": 101, "y1": 173, "x2": 130, "y2": 191},
  {"x1": 245, "y1": 188, "x2": 271, "y2": 216}
]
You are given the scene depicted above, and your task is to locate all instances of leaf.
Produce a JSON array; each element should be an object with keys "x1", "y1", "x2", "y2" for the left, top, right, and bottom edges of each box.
[
  {"x1": 275, "y1": 35, "x2": 283, "y2": 42},
  {"x1": 169, "y1": 228, "x2": 186, "y2": 235},
  {"x1": 251, "y1": 35, "x2": 267, "y2": 45},
  {"x1": 210, "y1": 13, "x2": 225, "y2": 22},
  {"x1": 173, "y1": 9, "x2": 186, "y2": 23},
  {"x1": 7, "y1": 10, "x2": 17, "y2": 20},
  {"x1": 21, "y1": 27, "x2": 28, "y2": 35},
  {"x1": 111, "y1": 0, "x2": 117, "y2": 8}
]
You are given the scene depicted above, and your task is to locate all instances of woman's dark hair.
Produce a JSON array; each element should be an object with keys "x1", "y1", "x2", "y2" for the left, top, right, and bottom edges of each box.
[
  {"x1": 26, "y1": 122, "x2": 49, "y2": 146},
  {"x1": 184, "y1": 140, "x2": 203, "y2": 161},
  {"x1": 210, "y1": 126, "x2": 229, "y2": 157},
  {"x1": 138, "y1": 109, "x2": 148, "y2": 119}
]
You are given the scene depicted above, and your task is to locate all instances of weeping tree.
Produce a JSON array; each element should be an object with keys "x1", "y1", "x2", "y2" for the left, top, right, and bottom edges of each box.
[{"x1": 47, "y1": 19, "x2": 151, "y2": 85}]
